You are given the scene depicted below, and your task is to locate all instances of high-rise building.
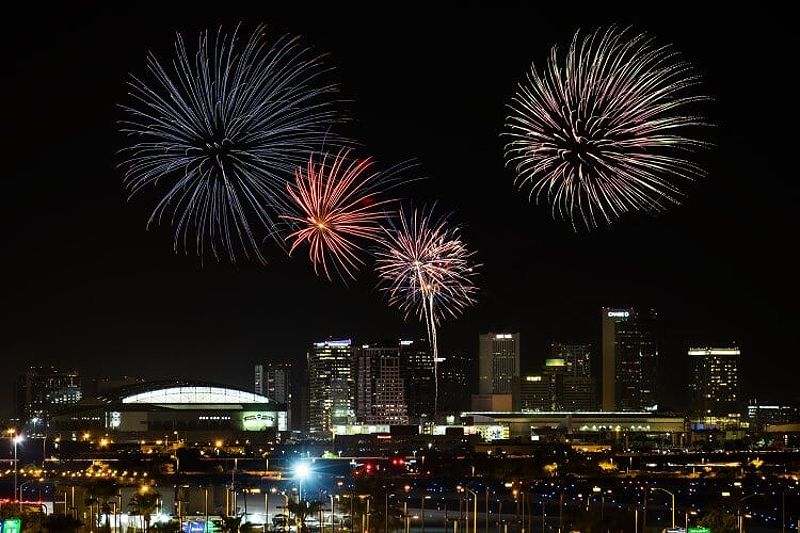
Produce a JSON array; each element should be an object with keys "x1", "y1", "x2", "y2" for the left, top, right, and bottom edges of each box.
[
  {"x1": 355, "y1": 343, "x2": 408, "y2": 425},
  {"x1": 254, "y1": 362, "x2": 293, "y2": 429},
  {"x1": 561, "y1": 375, "x2": 596, "y2": 411},
  {"x1": 747, "y1": 400, "x2": 800, "y2": 431},
  {"x1": 518, "y1": 354, "x2": 595, "y2": 412},
  {"x1": 519, "y1": 375, "x2": 550, "y2": 411},
  {"x1": 399, "y1": 338, "x2": 435, "y2": 420},
  {"x1": 550, "y1": 343, "x2": 596, "y2": 410},
  {"x1": 688, "y1": 347, "x2": 741, "y2": 419},
  {"x1": 551, "y1": 343, "x2": 592, "y2": 377},
  {"x1": 601, "y1": 308, "x2": 658, "y2": 412},
  {"x1": 307, "y1": 339, "x2": 355, "y2": 434},
  {"x1": 478, "y1": 333, "x2": 520, "y2": 406},
  {"x1": 15, "y1": 366, "x2": 82, "y2": 435},
  {"x1": 439, "y1": 353, "x2": 472, "y2": 412}
]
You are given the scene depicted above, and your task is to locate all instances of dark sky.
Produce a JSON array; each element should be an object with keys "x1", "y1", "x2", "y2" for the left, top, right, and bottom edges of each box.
[{"x1": 1, "y1": 4, "x2": 796, "y2": 417}]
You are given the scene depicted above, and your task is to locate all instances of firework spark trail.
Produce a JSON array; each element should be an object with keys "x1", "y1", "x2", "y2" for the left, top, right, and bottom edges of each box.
[
  {"x1": 119, "y1": 24, "x2": 345, "y2": 264},
  {"x1": 375, "y1": 206, "x2": 479, "y2": 415},
  {"x1": 283, "y1": 149, "x2": 399, "y2": 281},
  {"x1": 504, "y1": 25, "x2": 710, "y2": 229}
]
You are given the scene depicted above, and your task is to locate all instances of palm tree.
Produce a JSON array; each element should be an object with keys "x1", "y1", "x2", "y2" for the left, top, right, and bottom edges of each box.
[
  {"x1": 129, "y1": 488, "x2": 161, "y2": 533},
  {"x1": 287, "y1": 500, "x2": 322, "y2": 533},
  {"x1": 87, "y1": 479, "x2": 119, "y2": 532}
]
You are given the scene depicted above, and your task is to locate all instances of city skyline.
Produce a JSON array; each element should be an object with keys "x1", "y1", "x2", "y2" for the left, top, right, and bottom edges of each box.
[
  {"x1": 1, "y1": 5, "x2": 796, "y2": 420},
  {"x1": 3, "y1": 323, "x2": 765, "y2": 425},
  {"x1": 0, "y1": 307, "x2": 788, "y2": 419}
]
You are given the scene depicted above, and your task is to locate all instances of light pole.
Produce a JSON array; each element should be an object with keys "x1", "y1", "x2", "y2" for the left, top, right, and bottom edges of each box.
[
  {"x1": 12, "y1": 432, "x2": 24, "y2": 505},
  {"x1": 650, "y1": 487, "x2": 676, "y2": 529},
  {"x1": 590, "y1": 486, "x2": 605, "y2": 527},
  {"x1": 19, "y1": 479, "x2": 36, "y2": 512},
  {"x1": 204, "y1": 487, "x2": 210, "y2": 533},
  {"x1": 736, "y1": 493, "x2": 765, "y2": 533},
  {"x1": 265, "y1": 487, "x2": 276, "y2": 532},
  {"x1": 466, "y1": 489, "x2": 478, "y2": 533},
  {"x1": 294, "y1": 462, "x2": 312, "y2": 502},
  {"x1": 421, "y1": 495, "x2": 431, "y2": 533},
  {"x1": 330, "y1": 494, "x2": 336, "y2": 533},
  {"x1": 279, "y1": 491, "x2": 290, "y2": 533},
  {"x1": 484, "y1": 488, "x2": 489, "y2": 533},
  {"x1": 541, "y1": 495, "x2": 564, "y2": 533}
]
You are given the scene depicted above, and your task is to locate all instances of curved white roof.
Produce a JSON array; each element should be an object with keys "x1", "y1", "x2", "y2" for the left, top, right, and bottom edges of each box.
[{"x1": 121, "y1": 386, "x2": 272, "y2": 405}]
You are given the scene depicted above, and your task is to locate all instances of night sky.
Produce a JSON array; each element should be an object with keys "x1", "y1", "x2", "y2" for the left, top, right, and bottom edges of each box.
[{"x1": 2, "y1": 4, "x2": 796, "y2": 417}]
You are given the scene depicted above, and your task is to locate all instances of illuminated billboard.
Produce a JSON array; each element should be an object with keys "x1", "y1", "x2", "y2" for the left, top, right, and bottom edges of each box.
[{"x1": 241, "y1": 412, "x2": 275, "y2": 431}]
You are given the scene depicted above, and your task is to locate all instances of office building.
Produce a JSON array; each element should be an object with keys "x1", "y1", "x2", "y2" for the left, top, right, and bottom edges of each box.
[
  {"x1": 551, "y1": 342, "x2": 592, "y2": 377},
  {"x1": 550, "y1": 343, "x2": 595, "y2": 410},
  {"x1": 518, "y1": 349, "x2": 595, "y2": 412},
  {"x1": 601, "y1": 308, "x2": 658, "y2": 412},
  {"x1": 439, "y1": 353, "x2": 472, "y2": 412},
  {"x1": 689, "y1": 346, "x2": 741, "y2": 419},
  {"x1": 399, "y1": 338, "x2": 435, "y2": 420},
  {"x1": 478, "y1": 332, "x2": 520, "y2": 406},
  {"x1": 254, "y1": 362, "x2": 293, "y2": 429},
  {"x1": 307, "y1": 339, "x2": 355, "y2": 434},
  {"x1": 519, "y1": 375, "x2": 550, "y2": 411},
  {"x1": 355, "y1": 343, "x2": 408, "y2": 425},
  {"x1": 15, "y1": 366, "x2": 82, "y2": 434},
  {"x1": 747, "y1": 400, "x2": 800, "y2": 431}
]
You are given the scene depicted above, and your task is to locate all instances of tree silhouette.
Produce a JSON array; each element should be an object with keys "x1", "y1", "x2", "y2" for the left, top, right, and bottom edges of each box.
[
  {"x1": 698, "y1": 508, "x2": 738, "y2": 533},
  {"x1": 129, "y1": 488, "x2": 161, "y2": 533},
  {"x1": 287, "y1": 500, "x2": 323, "y2": 533}
]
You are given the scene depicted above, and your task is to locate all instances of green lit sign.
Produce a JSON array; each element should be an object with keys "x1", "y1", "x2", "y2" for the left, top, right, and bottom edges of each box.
[
  {"x1": 545, "y1": 358, "x2": 565, "y2": 367},
  {"x1": 3, "y1": 519, "x2": 22, "y2": 533},
  {"x1": 687, "y1": 528, "x2": 711, "y2": 533}
]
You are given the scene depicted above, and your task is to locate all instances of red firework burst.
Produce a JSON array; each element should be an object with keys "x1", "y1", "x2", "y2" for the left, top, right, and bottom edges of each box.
[{"x1": 284, "y1": 150, "x2": 395, "y2": 280}]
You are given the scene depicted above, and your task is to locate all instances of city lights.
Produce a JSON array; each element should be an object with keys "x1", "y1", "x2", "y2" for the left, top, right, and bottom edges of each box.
[{"x1": 1, "y1": 10, "x2": 798, "y2": 533}]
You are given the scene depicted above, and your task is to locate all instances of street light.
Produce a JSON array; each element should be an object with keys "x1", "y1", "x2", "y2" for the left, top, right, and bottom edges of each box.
[
  {"x1": 589, "y1": 486, "x2": 606, "y2": 525},
  {"x1": 278, "y1": 491, "x2": 290, "y2": 533},
  {"x1": 264, "y1": 487, "x2": 277, "y2": 532},
  {"x1": 12, "y1": 432, "x2": 24, "y2": 506},
  {"x1": 736, "y1": 493, "x2": 765, "y2": 533},
  {"x1": 465, "y1": 489, "x2": 478, "y2": 533},
  {"x1": 541, "y1": 494, "x2": 564, "y2": 533},
  {"x1": 294, "y1": 462, "x2": 312, "y2": 501},
  {"x1": 649, "y1": 487, "x2": 676, "y2": 529},
  {"x1": 19, "y1": 479, "x2": 36, "y2": 512}
]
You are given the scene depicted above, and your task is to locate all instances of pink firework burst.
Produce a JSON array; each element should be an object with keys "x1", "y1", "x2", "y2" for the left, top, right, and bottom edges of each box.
[
  {"x1": 504, "y1": 25, "x2": 711, "y2": 229},
  {"x1": 284, "y1": 150, "x2": 395, "y2": 280},
  {"x1": 375, "y1": 206, "x2": 479, "y2": 414}
]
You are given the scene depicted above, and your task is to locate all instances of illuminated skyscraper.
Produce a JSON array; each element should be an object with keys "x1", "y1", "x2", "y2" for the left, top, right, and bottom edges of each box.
[
  {"x1": 478, "y1": 333, "x2": 520, "y2": 405},
  {"x1": 551, "y1": 342, "x2": 592, "y2": 377},
  {"x1": 307, "y1": 339, "x2": 355, "y2": 434},
  {"x1": 15, "y1": 366, "x2": 82, "y2": 435},
  {"x1": 519, "y1": 375, "x2": 550, "y2": 411},
  {"x1": 399, "y1": 338, "x2": 435, "y2": 420},
  {"x1": 519, "y1": 356, "x2": 595, "y2": 412},
  {"x1": 689, "y1": 346, "x2": 741, "y2": 418},
  {"x1": 601, "y1": 308, "x2": 659, "y2": 411},
  {"x1": 550, "y1": 343, "x2": 595, "y2": 411},
  {"x1": 254, "y1": 362, "x2": 293, "y2": 428},
  {"x1": 355, "y1": 342, "x2": 408, "y2": 425}
]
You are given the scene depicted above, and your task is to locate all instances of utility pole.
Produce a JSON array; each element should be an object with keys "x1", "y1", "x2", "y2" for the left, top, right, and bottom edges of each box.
[{"x1": 485, "y1": 488, "x2": 490, "y2": 533}]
